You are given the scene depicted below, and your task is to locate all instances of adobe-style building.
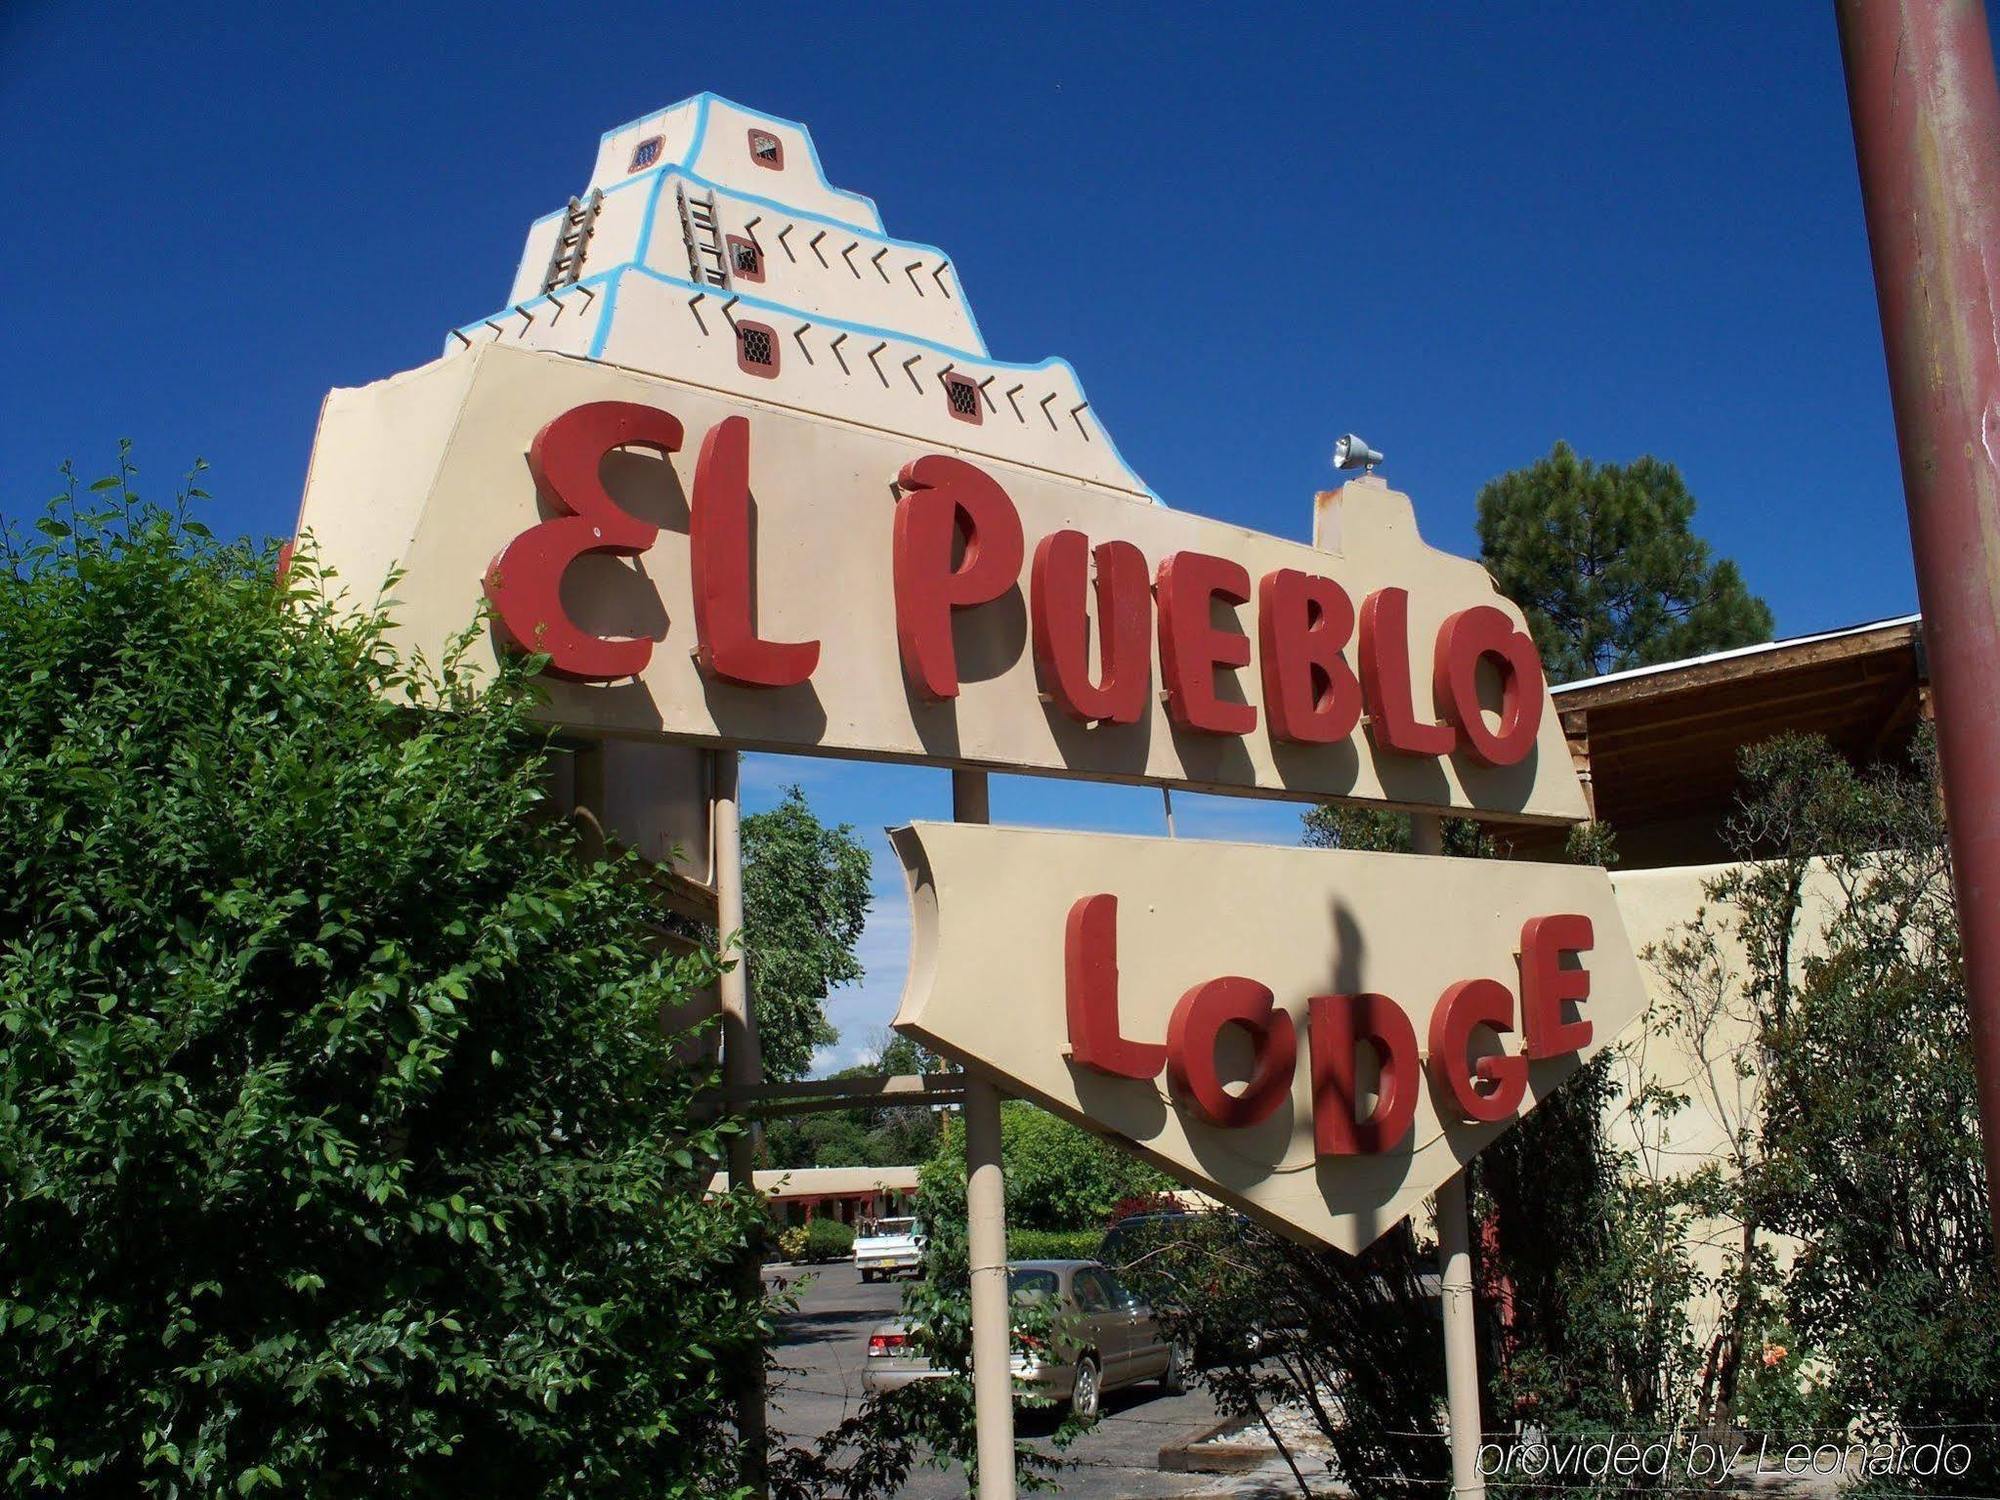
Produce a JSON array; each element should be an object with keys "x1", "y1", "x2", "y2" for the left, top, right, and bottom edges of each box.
[{"x1": 1493, "y1": 615, "x2": 1933, "y2": 1375}]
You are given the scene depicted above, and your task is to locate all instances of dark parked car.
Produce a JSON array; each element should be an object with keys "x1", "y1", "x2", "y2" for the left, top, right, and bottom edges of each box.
[{"x1": 860, "y1": 1259, "x2": 1189, "y2": 1420}]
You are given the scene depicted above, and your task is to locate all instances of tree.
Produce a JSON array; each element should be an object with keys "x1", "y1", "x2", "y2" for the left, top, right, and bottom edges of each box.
[
  {"x1": 1676, "y1": 730, "x2": 1997, "y2": 1478},
  {"x1": 760, "y1": 1035, "x2": 943, "y2": 1171},
  {"x1": 1476, "y1": 441, "x2": 1773, "y2": 683},
  {"x1": 0, "y1": 457, "x2": 769, "y2": 1497},
  {"x1": 919, "y1": 1103, "x2": 1173, "y2": 1233},
  {"x1": 741, "y1": 785, "x2": 872, "y2": 1081},
  {"x1": 1301, "y1": 804, "x2": 1490, "y2": 858}
]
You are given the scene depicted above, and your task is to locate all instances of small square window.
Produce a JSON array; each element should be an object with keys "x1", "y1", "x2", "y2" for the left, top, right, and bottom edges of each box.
[
  {"x1": 748, "y1": 129, "x2": 784, "y2": 170},
  {"x1": 736, "y1": 320, "x2": 779, "y2": 377},
  {"x1": 727, "y1": 235, "x2": 765, "y2": 282},
  {"x1": 944, "y1": 374, "x2": 983, "y2": 425},
  {"x1": 628, "y1": 135, "x2": 663, "y2": 172}
]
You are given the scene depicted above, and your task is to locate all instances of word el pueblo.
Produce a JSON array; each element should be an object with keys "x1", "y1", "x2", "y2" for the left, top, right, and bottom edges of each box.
[{"x1": 484, "y1": 400, "x2": 1548, "y2": 765}]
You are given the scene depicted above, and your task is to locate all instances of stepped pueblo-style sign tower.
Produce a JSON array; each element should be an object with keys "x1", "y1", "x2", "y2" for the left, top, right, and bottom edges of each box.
[{"x1": 447, "y1": 92, "x2": 1155, "y2": 503}]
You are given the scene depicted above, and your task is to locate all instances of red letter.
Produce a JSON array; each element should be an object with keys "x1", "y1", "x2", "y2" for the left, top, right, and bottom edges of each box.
[
  {"x1": 1031, "y1": 532, "x2": 1151, "y2": 724},
  {"x1": 1520, "y1": 914, "x2": 1593, "y2": 1059},
  {"x1": 1258, "y1": 568, "x2": 1362, "y2": 744},
  {"x1": 1309, "y1": 993, "x2": 1419, "y2": 1155},
  {"x1": 1157, "y1": 552, "x2": 1257, "y2": 735},
  {"x1": 1427, "y1": 978, "x2": 1528, "y2": 1123},
  {"x1": 1165, "y1": 977, "x2": 1295, "y2": 1128},
  {"x1": 1434, "y1": 605, "x2": 1544, "y2": 766},
  {"x1": 691, "y1": 415, "x2": 819, "y2": 686},
  {"x1": 1358, "y1": 587, "x2": 1457, "y2": 756},
  {"x1": 1064, "y1": 894, "x2": 1166, "y2": 1080},
  {"x1": 484, "y1": 401, "x2": 682, "y2": 682},
  {"x1": 892, "y1": 455, "x2": 1025, "y2": 700}
]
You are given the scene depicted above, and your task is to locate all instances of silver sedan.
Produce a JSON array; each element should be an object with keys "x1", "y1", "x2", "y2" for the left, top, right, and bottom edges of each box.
[{"x1": 860, "y1": 1259, "x2": 1190, "y2": 1420}]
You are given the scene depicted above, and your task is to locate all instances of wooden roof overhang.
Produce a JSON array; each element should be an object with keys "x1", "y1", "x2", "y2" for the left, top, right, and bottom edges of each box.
[{"x1": 1497, "y1": 615, "x2": 1927, "y2": 864}]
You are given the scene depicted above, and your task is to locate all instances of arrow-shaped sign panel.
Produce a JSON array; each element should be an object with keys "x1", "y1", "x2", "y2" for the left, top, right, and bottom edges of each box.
[{"x1": 891, "y1": 823, "x2": 1648, "y2": 1252}]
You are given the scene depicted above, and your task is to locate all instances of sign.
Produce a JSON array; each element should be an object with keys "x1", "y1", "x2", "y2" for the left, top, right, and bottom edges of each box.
[
  {"x1": 890, "y1": 821, "x2": 1648, "y2": 1251},
  {"x1": 293, "y1": 343, "x2": 1589, "y2": 825}
]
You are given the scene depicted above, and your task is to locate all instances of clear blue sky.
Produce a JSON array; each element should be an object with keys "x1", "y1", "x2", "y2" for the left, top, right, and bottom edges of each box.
[{"x1": 1, "y1": 3, "x2": 1947, "y2": 1069}]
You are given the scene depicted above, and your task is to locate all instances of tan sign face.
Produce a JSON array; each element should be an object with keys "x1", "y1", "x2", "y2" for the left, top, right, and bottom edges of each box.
[
  {"x1": 890, "y1": 821, "x2": 1648, "y2": 1251},
  {"x1": 295, "y1": 344, "x2": 1588, "y2": 824}
]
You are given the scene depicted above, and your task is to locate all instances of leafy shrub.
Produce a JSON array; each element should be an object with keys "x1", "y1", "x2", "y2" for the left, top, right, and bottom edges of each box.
[
  {"x1": 920, "y1": 1102, "x2": 1169, "y2": 1232},
  {"x1": 1007, "y1": 1229, "x2": 1099, "y2": 1262},
  {"x1": 804, "y1": 1218, "x2": 856, "y2": 1262},
  {"x1": 0, "y1": 459, "x2": 769, "y2": 1497},
  {"x1": 776, "y1": 1225, "x2": 810, "y2": 1263}
]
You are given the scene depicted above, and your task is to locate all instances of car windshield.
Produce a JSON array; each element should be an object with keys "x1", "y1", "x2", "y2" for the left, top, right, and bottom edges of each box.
[
  {"x1": 872, "y1": 1219, "x2": 915, "y2": 1235},
  {"x1": 1007, "y1": 1269, "x2": 1059, "y2": 1302}
]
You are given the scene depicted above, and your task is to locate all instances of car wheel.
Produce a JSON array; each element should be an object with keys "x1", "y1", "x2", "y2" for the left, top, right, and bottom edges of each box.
[
  {"x1": 859, "y1": 1268, "x2": 874, "y2": 1283},
  {"x1": 1070, "y1": 1356, "x2": 1102, "y2": 1423},
  {"x1": 1158, "y1": 1343, "x2": 1190, "y2": 1395}
]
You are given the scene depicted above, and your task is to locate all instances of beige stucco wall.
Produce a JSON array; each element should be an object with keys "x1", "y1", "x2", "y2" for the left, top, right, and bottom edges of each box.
[{"x1": 1606, "y1": 860, "x2": 1848, "y2": 1341}]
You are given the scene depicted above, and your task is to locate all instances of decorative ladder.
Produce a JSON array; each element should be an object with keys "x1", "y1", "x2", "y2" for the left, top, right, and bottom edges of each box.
[
  {"x1": 676, "y1": 184, "x2": 730, "y2": 288},
  {"x1": 540, "y1": 190, "x2": 603, "y2": 293}
]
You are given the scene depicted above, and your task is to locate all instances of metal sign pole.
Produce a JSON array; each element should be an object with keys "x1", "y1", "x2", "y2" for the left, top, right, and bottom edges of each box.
[
  {"x1": 1413, "y1": 813, "x2": 1485, "y2": 1500},
  {"x1": 955, "y1": 769, "x2": 1019, "y2": 1500},
  {"x1": 1836, "y1": 0, "x2": 2000, "y2": 1265},
  {"x1": 714, "y1": 748, "x2": 770, "y2": 1495}
]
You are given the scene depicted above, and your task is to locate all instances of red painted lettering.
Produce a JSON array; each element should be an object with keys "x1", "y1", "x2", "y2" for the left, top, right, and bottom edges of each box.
[
  {"x1": 1426, "y1": 977, "x2": 1528, "y2": 1123},
  {"x1": 1258, "y1": 568, "x2": 1362, "y2": 744},
  {"x1": 1358, "y1": 587, "x2": 1457, "y2": 756},
  {"x1": 1063, "y1": 894, "x2": 1167, "y2": 1079},
  {"x1": 1309, "y1": 992, "x2": 1420, "y2": 1155},
  {"x1": 1165, "y1": 976, "x2": 1295, "y2": 1128},
  {"x1": 691, "y1": 415, "x2": 819, "y2": 686},
  {"x1": 1434, "y1": 605, "x2": 1543, "y2": 766},
  {"x1": 1157, "y1": 551, "x2": 1257, "y2": 735},
  {"x1": 891, "y1": 455, "x2": 1025, "y2": 700},
  {"x1": 1030, "y1": 532, "x2": 1151, "y2": 724},
  {"x1": 1520, "y1": 914, "x2": 1593, "y2": 1059},
  {"x1": 484, "y1": 401, "x2": 682, "y2": 682}
]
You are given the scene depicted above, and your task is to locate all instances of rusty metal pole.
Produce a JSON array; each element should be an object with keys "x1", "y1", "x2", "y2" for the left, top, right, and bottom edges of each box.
[
  {"x1": 714, "y1": 749, "x2": 769, "y2": 1494},
  {"x1": 1837, "y1": 0, "x2": 2000, "y2": 1256},
  {"x1": 954, "y1": 769, "x2": 1018, "y2": 1499}
]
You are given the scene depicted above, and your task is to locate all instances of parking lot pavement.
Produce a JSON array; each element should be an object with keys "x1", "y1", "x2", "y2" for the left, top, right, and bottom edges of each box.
[{"x1": 766, "y1": 1261, "x2": 1235, "y2": 1497}]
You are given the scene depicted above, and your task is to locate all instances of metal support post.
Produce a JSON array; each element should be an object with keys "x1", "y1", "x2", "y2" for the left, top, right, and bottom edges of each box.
[
  {"x1": 1414, "y1": 813, "x2": 1484, "y2": 1499},
  {"x1": 1837, "y1": 0, "x2": 2000, "y2": 1264},
  {"x1": 1436, "y1": 1170, "x2": 1485, "y2": 1500},
  {"x1": 955, "y1": 769, "x2": 1017, "y2": 1500},
  {"x1": 715, "y1": 749, "x2": 768, "y2": 1494}
]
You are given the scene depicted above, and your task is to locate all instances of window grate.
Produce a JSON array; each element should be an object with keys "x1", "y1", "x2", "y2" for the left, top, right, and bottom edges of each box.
[
  {"x1": 944, "y1": 374, "x2": 982, "y2": 424},
  {"x1": 748, "y1": 129, "x2": 784, "y2": 169},
  {"x1": 628, "y1": 136, "x2": 663, "y2": 172},
  {"x1": 728, "y1": 236, "x2": 764, "y2": 280},
  {"x1": 737, "y1": 321, "x2": 778, "y2": 376}
]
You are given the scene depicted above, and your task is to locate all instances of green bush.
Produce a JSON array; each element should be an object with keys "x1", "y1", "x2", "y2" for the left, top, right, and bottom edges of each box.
[
  {"x1": 804, "y1": 1218, "x2": 856, "y2": 1262},
  {"x1": 0, "y1": 460, "x2": 770, "y2": 1497},
  {"x1": 1007, "y1": 1229, "x2": 1100, "y2": 1262}
]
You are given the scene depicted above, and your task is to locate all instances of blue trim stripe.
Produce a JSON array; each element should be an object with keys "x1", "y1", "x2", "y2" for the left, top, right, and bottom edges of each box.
[
  {"x1": 585, "y1": 277, "x2": 622, "y2": 360},
  {"x1": 684, "y1": 94, "x2": 714, "y2": 180},
  {"x1": 632, "y1": 169, "x2": 671, "y2": 283}
]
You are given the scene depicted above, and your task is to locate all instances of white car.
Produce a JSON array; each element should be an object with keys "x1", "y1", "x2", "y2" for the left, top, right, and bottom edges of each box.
[{"x1": 853, "y1": 1216, "x2": 924, "y2": 1282}]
